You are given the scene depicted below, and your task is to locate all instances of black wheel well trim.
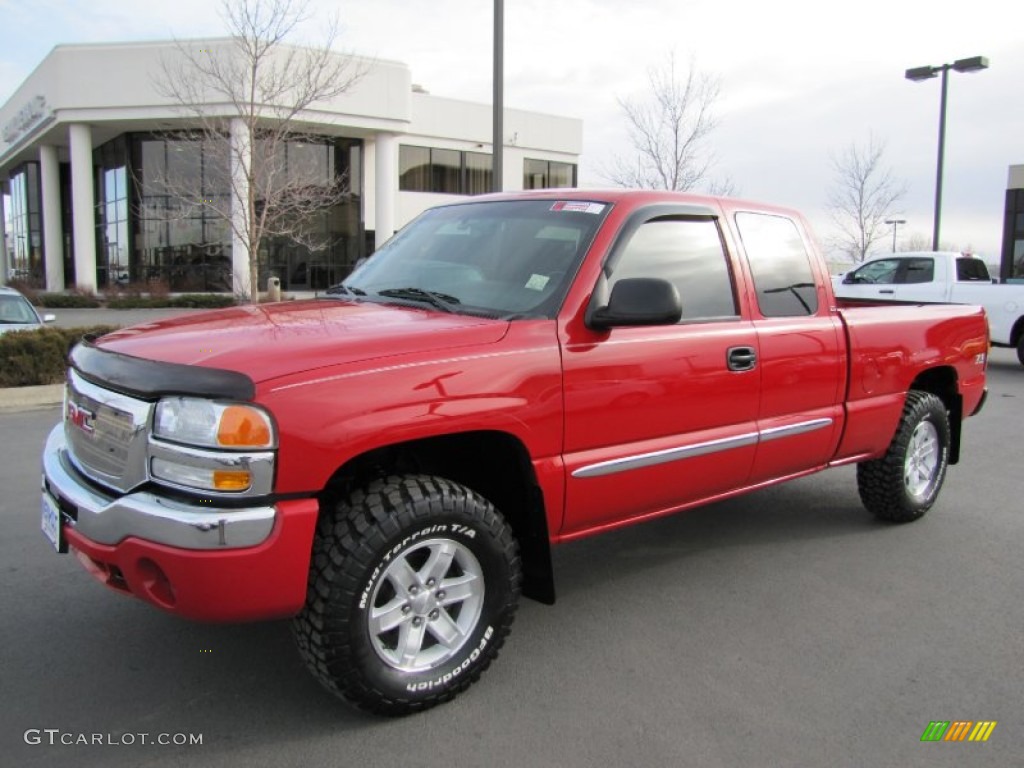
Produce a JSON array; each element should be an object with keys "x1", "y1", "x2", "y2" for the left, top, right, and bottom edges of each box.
[
  {"x1": 318, "y1": 430, "x2": 556, "y2": 605},
  {"x1": 1010, "y1": 315, "x2": 1024, "y2": 347},
  {"x1": 907, "y1": 367, "x2": 961, "y2": 464}
]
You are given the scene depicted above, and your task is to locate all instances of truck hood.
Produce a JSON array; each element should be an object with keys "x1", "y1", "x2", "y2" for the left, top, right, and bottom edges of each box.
[{"x1": 94, "y1": 300, "x2": 510, "y2": 384}]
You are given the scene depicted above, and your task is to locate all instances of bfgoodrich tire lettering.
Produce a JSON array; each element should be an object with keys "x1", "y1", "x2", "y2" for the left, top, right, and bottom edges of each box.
[
  {"x1": 293, "y1": 474, "x2": 521, "y2": 716},
  {"x1": 856, "y1": 391, "x2": 951, "y2": 523}
]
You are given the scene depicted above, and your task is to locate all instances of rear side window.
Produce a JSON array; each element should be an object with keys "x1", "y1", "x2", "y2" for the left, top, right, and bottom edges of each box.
[
  {"x1": 956, "y1": 258, "x2": 990, "y2": 281},
  {"x1": 735, "y1": 212, "x2": 819, "y2": 317},
  {"x1": 898, "y1": 258, "x2": 935, "y2": 284},
  {"x1": 609, "y1": 217, "x2": 737, "y2": 321}
]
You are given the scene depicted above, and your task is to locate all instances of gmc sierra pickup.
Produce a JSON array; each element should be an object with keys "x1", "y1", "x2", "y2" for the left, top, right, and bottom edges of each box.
[{"x1": 41, "y1": 190, "x2": 988, "y2": 715}]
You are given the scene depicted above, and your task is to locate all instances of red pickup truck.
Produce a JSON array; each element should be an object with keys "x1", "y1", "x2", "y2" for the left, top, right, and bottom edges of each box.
[{"x1": 41, "y1": 190, "x2": 988, "y2": 715}]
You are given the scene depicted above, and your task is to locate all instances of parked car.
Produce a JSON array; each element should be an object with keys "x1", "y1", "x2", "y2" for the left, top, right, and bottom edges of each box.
[
  {"x1": 41, "y1": 191, "x2": 988, "y2": 715},
  {"x1": 0, "y1": 286, "x2": 54, "y2": 335},
  {"x1": 833, "y1": 251, "x2": 1024, "y2": 365}
]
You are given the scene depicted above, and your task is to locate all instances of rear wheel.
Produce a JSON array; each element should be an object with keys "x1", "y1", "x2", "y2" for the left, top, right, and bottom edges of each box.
[
  {"x1": 293, "y1": 474, "x2": 521, "y2": 716},
  {"x1": 1016, "y1": 335, "x2": 1024, "y2": 366},
  {"x1": 857, "y1": 391, "x2": 950, "y2": 523}
]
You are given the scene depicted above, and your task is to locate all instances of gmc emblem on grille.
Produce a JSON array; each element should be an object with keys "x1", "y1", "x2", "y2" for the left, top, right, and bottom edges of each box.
[{"x1": 67, "y1": 401, "x2": 95, "y2": 434}]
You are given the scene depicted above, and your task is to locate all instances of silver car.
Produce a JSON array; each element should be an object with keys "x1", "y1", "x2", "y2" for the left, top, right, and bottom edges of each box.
[{"x1": 0, "y1": 286, "x2": 55, "y2": 335}]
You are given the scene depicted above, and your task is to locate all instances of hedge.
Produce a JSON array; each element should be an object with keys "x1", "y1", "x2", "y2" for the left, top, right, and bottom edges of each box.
[
  {"x1": 33, "y1": 293, "x2": 103, "y2": 309},
  {"x1": 105, "y1": 294, "x2": 237, "y2": 309},
  {"x1": 29, "y1": 293, "x2": 236, "y2": 310},
  {"x1": 0, "y1": 326, "x2": 118, "y2": 388}
]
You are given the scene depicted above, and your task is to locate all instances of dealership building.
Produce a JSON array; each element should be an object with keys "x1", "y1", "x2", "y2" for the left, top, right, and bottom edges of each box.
[
  {"x1": 0, "y1": 39, "x2": 581, "y2": 294},
  {"x1": 1002, "y1": 164, "x2": 1024, "y2": 282}
]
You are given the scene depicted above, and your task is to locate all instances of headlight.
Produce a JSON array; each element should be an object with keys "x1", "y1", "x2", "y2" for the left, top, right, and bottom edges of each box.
[{"x1": 154, "y1": 397, "x2": 275, "y2": 449}]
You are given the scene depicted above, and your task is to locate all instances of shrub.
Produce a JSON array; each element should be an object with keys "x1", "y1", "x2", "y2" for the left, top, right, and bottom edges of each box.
[
  {"x1": 34, "y1": 293, "x2": 103, "y2": 309},
  {"x1": 0, "y1": 326, "x2": 117, "y2": 387},
  {"x1": 104, "y1": 293, "x2": 236, "y2": 310},
  {"x1": 105, "y1": 296, "x2": 155, "y2": 309},
  {"x1": 8, "y1": 279, "x2": 40, "y2": 301},
  {"x1": 167, "y1": 294, "x2": 236, "y2": 309}
]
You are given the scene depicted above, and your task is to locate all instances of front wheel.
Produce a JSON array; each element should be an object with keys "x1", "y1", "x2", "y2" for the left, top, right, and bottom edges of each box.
[
  {"x1": 293, "y1": 475, "x2": 521, "y2": 716},
  {"x1": 857, "y1": 391, "x2": 951, "y2": 523}
]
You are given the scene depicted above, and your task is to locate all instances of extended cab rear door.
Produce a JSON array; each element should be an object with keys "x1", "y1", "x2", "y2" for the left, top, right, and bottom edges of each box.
[
  {"x1": 560, "y1": 205, "x2": 761, "y2": 536},
  {"x1": 729, "y1": 210, "x2": 845, "y2": 484}
]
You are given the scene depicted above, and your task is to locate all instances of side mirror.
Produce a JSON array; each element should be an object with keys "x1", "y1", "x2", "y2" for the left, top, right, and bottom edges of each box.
[
  {"x1": 588, "y1": 277, "x2": 682, "y2": 330},
  {"x1": 43, "y1": 314, "x2": 56, "y2": 323},
  {"x1": 842, "y1": 273, "x2": 856, "y2": 284}
]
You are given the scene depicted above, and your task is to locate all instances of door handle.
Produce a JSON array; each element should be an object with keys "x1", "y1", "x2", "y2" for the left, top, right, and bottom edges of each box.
[
  {"x1": 879, "y1": 289, "x2": 895, "y2": 294},
  {"x1": 727, "y1": 346, "x2": 757, "y2": 372}
]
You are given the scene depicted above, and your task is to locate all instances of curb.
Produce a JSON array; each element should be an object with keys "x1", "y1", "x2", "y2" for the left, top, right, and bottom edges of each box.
[{"x1": 0, "y1": 384, "x2": 64, "y2": 412}]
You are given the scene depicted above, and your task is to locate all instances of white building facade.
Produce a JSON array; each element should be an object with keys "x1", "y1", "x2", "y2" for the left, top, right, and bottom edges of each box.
[{"x1": 0, "y1": 40, "x2": 582, "y2": 294}]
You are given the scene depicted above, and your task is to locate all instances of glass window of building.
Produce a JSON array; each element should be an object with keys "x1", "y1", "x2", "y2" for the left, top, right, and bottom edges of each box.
[
  {"x1": 94, "y1": 137, "x2": 131, "y2": 288},
  {"x1": 524, "y1": 159, "x2": 577, "y2": 190},
  {"x1": 464, "y1": 152, "x2": 492, "y2": 195},
  {"x1": 432, "y1": 149, "x2": 461, "y2": 194},
  {"x1": 399, "y1": 146, "x2": 431, "y2": 192},
  {"x1": 7, "y1": 163, "x2": 42, "y2": 284},
  {"x1": 399, "y1": 146, "x2": 493, "y2": 195}
]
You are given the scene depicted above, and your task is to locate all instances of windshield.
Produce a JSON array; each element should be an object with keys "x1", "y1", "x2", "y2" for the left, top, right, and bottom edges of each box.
[
  {"x1": 0, "y1": 294, "x2": 40, "y2": 325},
  {"x1": 343, "y1": 199, "x2": 609, "y2": 318}
]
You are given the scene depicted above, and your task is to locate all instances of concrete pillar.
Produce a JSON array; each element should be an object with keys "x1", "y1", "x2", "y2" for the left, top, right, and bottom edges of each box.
[
  {"x1": 39, "y1": 144, "x2": 65, "y2": 292},
  {"x1": 374, "y1": 132, "x2": 397, "y2": 250},
  {"x1": 230, "y1": 117, "x2": 251, "y2": 298},
  {"x1": 69, "y1": 123, "x2": 97, "y2": 293}
]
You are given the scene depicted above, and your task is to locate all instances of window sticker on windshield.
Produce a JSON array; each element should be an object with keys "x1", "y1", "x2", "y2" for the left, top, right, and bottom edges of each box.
[
  {"x1": 525, "y1": 274, "x2": 550, "y2": 291},
  {"x1": 550, "y1": 201, "x2": 605, "y2": 214}
]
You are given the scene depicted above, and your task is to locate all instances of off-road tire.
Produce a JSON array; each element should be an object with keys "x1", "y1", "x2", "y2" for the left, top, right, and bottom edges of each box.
[
  {"x1": 857, "y1": 391, "x2": 951, "y2": 523},
  {"x1": 293, "y1": 474, "x2": 521, "y2": 716}
]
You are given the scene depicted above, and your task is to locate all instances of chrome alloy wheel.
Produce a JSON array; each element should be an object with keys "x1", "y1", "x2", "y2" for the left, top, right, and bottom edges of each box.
[
  {"x1": 903, "y1": 420, "x2": 941, "y2": 500},
  {"x1": 368, "y1": 537, "x2": 485, "y2": 673}
]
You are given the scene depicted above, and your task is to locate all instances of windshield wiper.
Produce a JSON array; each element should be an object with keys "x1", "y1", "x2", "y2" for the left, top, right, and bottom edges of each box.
[
  {"x1": 375, "y1": 287, "x2": 461, "y2": 313},
  {"x1": 324, "y1": 283, "x2": 366, "y2": 297},
  {"x1": 764, "y1": 282, "x2": 816, "y2": 314}
]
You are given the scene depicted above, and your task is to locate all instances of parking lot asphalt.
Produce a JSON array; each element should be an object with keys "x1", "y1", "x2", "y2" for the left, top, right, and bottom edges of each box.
[{"x1": 0, "y1": 347, "x2": 1020, "y2": 767}]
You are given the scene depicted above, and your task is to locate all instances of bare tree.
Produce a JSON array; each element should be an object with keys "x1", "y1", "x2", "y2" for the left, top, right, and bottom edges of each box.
[
  {"x1": 606, "y1": 52, "x2": 729, "y2": 193},
  {"x1": 153, "y1": 0, "x2": 365, "y2": 300},
  {"x1": 902, "y1": 232, "x2": 962, "y2": 253},
  {"x1": 827, "y1": 135, "x2": 907, "y2": 263}
]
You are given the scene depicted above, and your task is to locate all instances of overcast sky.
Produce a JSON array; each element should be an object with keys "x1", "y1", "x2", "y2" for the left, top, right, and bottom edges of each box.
[{"x1": 1, "y1": 0, "x2": 1021, "y2": 261}]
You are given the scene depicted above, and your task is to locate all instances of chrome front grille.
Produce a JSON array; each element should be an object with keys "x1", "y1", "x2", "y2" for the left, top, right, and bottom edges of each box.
[{"x1": 64, "y1": 370, "x2": 153, "y2": 493}]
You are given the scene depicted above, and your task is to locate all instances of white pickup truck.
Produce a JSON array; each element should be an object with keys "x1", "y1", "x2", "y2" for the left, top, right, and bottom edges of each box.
[{"x1": 834, "y1": 251, "x2": 1024, "y2": 366}]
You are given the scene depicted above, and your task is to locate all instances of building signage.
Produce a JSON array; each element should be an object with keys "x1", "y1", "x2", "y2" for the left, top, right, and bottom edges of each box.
[{"x1": 2, "y1": 95, "x2": 49, "y2": 144}]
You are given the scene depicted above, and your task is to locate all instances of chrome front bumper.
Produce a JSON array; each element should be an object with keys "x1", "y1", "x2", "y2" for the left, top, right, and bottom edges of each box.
[{"x1": 42, "y1": 425, "x2": 277, "y2": 550}]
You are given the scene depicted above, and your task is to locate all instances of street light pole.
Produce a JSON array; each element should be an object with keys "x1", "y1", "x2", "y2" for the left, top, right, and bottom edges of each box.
[
  {"x1": 905, "y1": 56, "x2": 988, "y2": 251},
  {"x1": 885, "y1": 218, "x2": 906, "y2": 253},
  {"x1": 492, "y1": 0, "x2": 504, "y2": 192},
  {"x1": 933, "y1": 67, "x2": 950, "y2": 252}
]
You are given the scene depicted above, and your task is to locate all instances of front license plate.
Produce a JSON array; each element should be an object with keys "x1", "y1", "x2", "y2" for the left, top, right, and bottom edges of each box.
[{"x1": 41, "y1": 492, "x2": 67, "y2": 553}]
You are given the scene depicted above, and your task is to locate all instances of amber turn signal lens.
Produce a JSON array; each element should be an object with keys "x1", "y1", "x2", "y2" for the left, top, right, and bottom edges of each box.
[
  {"x1": 217, "y1": 405, "x2": 272, "y2": 447},
  {"x1": 212, "y1": 470, "x2": 252, "y2": 491}
]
